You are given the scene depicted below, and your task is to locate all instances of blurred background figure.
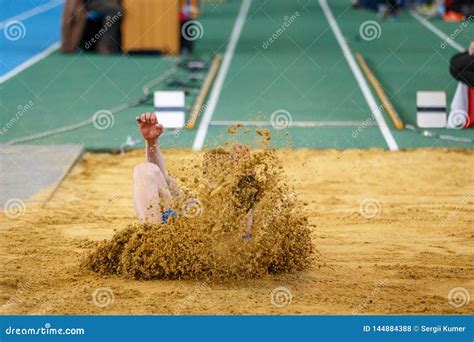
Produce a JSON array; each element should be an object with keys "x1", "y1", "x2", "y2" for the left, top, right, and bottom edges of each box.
[
  {"x1": 179, "y1": 0, "x2": 201, "y2": 54},
  {"x1": 61, "y1": 0, "x2": 87, "y2": 53},
  {"x1": 352, "y1": 0, "x2": 474, "y2": 21},
  {"x1": 351, "y1": 0, "x2": 402, "y2": 18},
  {"x1": 83, "y1": 0, "x2": 122, "y2": 54},
  {"x1": 414, "y1": 0, "x2": 474, "y2": 21},
  {"x1": 62, "y1": 0, "x2": 122, "y2": 54},
  {"x1": 448, "y1": 42, "x2": 474, "y2": 129}
]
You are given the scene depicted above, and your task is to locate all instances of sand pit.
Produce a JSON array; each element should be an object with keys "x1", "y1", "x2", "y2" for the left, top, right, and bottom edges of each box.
[
  {"x1": 85, "y1": 147, "x2": 313, "y2": 280},
  {"x1": 0, "y1": 148, "x2": 473, "y2": 315}
]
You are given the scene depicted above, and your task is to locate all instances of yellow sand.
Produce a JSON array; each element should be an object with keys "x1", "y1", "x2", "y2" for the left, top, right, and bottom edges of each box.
[
  {"x1": 0, "y1": 148, "x2": 473, "y2": 315},
  {"x1": 85, "y1": 147, "x2": 313, "y2": 280}
]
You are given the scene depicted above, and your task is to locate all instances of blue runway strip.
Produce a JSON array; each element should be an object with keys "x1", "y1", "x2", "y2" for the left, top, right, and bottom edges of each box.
[
  {"x1": 0, "y1": 0, "x2": 63, "y2": 79},
  {"x1": 0, "y1": 0, "x2": 53, "y2": 21},
  {"x1": 0, "y1": 315, "x2": 472, "y2": 341}
]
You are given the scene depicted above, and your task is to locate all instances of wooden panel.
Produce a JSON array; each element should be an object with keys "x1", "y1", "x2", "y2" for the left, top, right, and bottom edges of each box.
[{"x1": 122, "y1": 0, "x2": 180, "y2": 54}]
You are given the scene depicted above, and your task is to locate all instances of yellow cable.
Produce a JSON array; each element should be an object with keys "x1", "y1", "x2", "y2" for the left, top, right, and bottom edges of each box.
[
  {"x1": 356, "y1": 53, "x2": 404, "y2": 130},
  {"x1": 187, "y1": 54, "x2": 222, "y2": 129}
]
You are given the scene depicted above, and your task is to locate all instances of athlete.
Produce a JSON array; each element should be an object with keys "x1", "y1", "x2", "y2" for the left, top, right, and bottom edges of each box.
[
  {"x1": 133, "y1": 112, "x2": 178, "y2": 224},
  {"x1": 133, "y1": 113, "x2": 261, "y2": 236}
]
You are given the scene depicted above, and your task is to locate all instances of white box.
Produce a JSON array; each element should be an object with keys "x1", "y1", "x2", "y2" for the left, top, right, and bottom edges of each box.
[
  {"x1": 155, "y1": 111, "x2": 186, "y2": 128},
  {"x1": 153, "y1": 91, "x2": 185, "y2": 128},
  {"x1": 154, "y1": 91, "x2": 185, "y2": 107},
  {"x1": 416, "y1": 91, "x2": 446, "y2": 128}
]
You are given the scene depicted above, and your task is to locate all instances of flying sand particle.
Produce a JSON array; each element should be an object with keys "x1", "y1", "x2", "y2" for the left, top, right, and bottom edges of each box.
[{"x1": 84, "y1": 145, "x2": 314, "y2": 280}]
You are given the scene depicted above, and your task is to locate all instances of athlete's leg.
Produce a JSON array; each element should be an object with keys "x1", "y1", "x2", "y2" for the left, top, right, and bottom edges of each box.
[
  {"x1": 133, "y1": 162, "x2": 172, "y2": 223},
  {"x1": 138, "y1": 112, "x2": 180, "y2": 197},
  {"x1": 133, "y1": 112, "x2": 174, "y2": 223}
]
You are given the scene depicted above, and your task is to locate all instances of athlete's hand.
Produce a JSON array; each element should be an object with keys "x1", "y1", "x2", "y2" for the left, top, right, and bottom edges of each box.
[
  {"x1": 469, "y1": 42, "x2": 474, "y2": 56},
  {"x1": 136, "y1": 112, "x2": 164, "y2": 141}
]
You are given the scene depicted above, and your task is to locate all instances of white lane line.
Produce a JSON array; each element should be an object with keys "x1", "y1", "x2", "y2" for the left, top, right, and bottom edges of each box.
[
  {"x1": 0, "y1": 42, "x2": 60, "y2": 84},
  {"x1": 0, "y1": 0, "x2": 64, "y2": 29},
  {"x1": 319, "y1": 0, "x2": 399, "y2": 151},
  {"x1": 210, "y1": 120, "x2": 377, "y2": 127},
  {"x1": 192, "y1": 0, "x2": 252, "y2": 151},
  {"x1": 410, "y1": 11, "x2": 465, "y2": 53}
]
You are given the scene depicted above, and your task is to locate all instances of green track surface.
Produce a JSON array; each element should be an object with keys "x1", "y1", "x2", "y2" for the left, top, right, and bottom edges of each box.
[
  {"x1": 203, "y1": 0, "x2": 388, "y2": 149},
  {"x1": 0, "y1": 1, "x2": 241, "y2": 151},
  {"x1": 0, "y1": 0, "x2": 473, "y2": 151},
  {"x1": 331, "y1": 0, "x2": 474, "y2": 148},
  {"x1": 1, "y1": 53, "x2": 179, "y2": 150}
]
